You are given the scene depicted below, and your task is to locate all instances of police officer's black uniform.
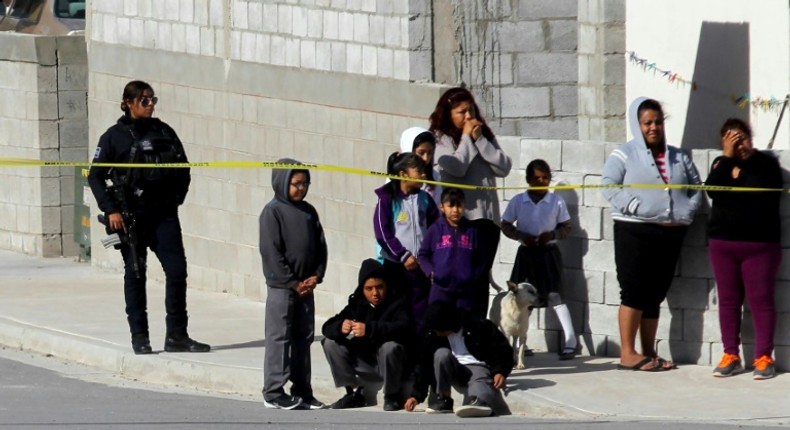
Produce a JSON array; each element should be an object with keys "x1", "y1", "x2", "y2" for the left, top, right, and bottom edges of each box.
[{"x1": 88, "y1": 115, "x2": 209, "y2": 354}]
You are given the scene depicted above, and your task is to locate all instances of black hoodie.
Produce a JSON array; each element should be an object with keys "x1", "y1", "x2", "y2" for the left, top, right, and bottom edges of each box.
[
  {"x1": 321, "y1": 259, "x2": 413, "y2": 353},
  {"x1": 259, "y1": 158, "x2": 328, "y2": 290}
]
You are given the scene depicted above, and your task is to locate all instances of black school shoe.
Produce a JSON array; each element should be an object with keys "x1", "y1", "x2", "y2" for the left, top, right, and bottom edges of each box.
[
  {"x1": 383, "y1": 395, "x2": 403, "y2": 411},
  {"x1": 131, "y1": 334, "x2": 152, "y2": 355},
  {"x1": 331, "y1": 388, "x2": 367, "y2": 409},
  {"x1": 164, "y1": 335, "x2": 211, "y2": 353}
]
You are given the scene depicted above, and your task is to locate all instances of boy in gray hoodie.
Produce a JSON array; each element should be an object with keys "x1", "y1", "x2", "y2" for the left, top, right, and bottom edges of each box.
[{"x1": 260, "y1": 158, "x2": 328, "y2": 410}]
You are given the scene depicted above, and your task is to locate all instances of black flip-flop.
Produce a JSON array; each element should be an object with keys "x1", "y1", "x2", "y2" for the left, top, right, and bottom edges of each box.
[
  {"x1": 617, "y1": 357, "x2": 662, "y2": 371},
  {"x1": 655, "y1": 357, "x2": 677, "y2": 370}
]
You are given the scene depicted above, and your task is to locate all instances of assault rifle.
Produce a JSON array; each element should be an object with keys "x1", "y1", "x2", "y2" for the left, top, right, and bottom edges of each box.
[{"x1": 97, "y1": 178, "x2": 142, "y2": 279}]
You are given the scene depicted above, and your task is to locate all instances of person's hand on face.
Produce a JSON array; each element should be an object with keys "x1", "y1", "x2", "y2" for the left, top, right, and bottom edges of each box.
[{"x1": 721, "y1": 129, "x2": 753, "y2": 161}]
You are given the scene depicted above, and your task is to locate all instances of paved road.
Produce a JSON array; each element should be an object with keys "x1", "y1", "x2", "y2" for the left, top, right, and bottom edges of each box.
[{"x1": 0, "y1": 347, "x2": 780, "y2": 430}]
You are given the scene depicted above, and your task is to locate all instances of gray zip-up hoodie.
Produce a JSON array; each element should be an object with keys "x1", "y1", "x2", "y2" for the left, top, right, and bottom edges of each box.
[
  {"x1": 259, "y1": 158, "x2": 327, "y2": 289},
  {"x1": 601, "y1": 97, "x2": 702, "y2": 225}
]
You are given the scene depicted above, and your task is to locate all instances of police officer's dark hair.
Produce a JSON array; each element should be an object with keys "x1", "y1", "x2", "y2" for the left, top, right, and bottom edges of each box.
[
  {"x1": 440, "y1": 187, "x2": 465, "y2": 206},
  {"x1": 386, "y1": 152, "x2": 425, "y2": 191},
  {"x1": 526, "y1": 159, "x2": 552, "y2": 181},
  {"x1": 121, "y1": 80, "x2": 154, "y2": 116}
]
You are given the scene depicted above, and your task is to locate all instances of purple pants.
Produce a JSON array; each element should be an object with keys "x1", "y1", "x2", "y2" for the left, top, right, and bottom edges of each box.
[{"x1": 708, "y1": 239, "x2": 781, "y2": 359}]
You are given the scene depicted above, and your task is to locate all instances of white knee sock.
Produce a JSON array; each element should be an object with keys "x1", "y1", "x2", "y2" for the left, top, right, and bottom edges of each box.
[{"x1": 553, "y1": 304, "x2": 577, "y2": 350}]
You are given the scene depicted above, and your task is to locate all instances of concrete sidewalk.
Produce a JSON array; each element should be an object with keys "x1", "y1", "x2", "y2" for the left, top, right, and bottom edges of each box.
[{"x1": 1, "y1": 250, "x2": 788, "y2": 426}]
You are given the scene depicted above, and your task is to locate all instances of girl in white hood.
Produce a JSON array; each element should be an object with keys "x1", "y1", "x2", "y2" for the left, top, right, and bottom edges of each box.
[{"x1": 399, "y1": 126, "x2": 439, "y2": 200}]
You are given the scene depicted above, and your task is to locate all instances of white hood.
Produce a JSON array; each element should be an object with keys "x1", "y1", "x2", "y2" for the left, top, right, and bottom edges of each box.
[{"x1": 399, "y1": 126, "x2": 431, "y2": 152}]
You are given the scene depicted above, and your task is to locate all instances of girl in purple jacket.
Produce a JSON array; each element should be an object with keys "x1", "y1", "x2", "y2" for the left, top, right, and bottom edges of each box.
[{"x1": 374, "y1": 152, "x2": 440, "y2": 333}]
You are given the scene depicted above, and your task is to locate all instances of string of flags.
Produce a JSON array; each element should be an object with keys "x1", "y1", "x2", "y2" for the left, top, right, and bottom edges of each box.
[{"x1": 626, "y1": 51, "x2": 789, "y2": 113}]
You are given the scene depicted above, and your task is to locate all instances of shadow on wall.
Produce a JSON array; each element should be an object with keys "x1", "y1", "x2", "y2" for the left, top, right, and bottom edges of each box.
[
  {"x1": 554, "y1": 186, "x2": 593, "y2": 356},
  {"x1": 681, "y1": 22, "x2": 750, "y2": 150}
]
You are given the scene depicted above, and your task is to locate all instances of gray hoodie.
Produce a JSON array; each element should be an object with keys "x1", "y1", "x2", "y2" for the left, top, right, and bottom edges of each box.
[
  {"x1": 259, "y1": 158, "x2": 328, "y2": 289},
  {"x1": 601, "y1": 97, "x2": 702, "y2": 225}
]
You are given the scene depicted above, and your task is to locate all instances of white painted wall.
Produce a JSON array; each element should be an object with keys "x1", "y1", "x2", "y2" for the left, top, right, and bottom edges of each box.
[{"x1": 626, "y1": 0, "x2": 789, "y2": 149}]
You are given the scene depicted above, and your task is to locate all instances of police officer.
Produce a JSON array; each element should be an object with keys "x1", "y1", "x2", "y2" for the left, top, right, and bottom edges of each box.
[{"x1": 88, "y1": 80, "x2": 210, "y2": 355}]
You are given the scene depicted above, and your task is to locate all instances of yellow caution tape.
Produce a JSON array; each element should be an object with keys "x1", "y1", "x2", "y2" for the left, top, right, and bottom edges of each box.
[{"x1": 0, "y1": 157, "x2": 786, "y2": 193}]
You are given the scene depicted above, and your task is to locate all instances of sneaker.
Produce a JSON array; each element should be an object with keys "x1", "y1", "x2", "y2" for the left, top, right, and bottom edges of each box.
[
  {"x1": 426, "y1": 393, "x2": 453, "y2": 414},
  {"x1": 455, "y1": 397, "x2": 492, "y2": 418},
  {"x1": 331, "y1": 388, "x2": 366, "y2": 409},
  {"x1": 264, "y1": 394, "x2": 303, "y2": 410},
  {"x1": 752, "y1": 355, "x2": 776, "y2": 380},
  {"x1": 299, "y1": 397, "x2": 328, "y2": 410},
  {"x1": 383, "y1": 395, "x2": 402, "y2": 411},
  {"x1": 712, "y1": 353, "x2": 743, "y2": 377}
]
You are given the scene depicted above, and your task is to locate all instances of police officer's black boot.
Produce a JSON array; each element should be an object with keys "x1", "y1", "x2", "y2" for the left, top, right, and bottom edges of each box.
[
  {"x1": 164, "y1": 334, "x2": 210, "y2": 353},
  {"x1": 131, "y1": 333, "x2": 153, "y2": 355}
]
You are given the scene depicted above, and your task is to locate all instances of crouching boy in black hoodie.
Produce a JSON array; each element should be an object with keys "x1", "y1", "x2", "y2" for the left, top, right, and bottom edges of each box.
[
  {"x1": 322, "y1": 259, "x2": 414, "y2": 411},
  {"x1": 404, "y1": 301, "x2": 514, "y2": 418}
]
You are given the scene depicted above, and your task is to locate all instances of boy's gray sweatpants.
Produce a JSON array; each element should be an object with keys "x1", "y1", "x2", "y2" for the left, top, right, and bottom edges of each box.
[
  {"x1": 322, "y1": 338, "x2": 405, "y2": 397},
  {"x1": 263, "y1": 287, "x2": 315, "y2": 402},
  {"x1": 434, "y1": 347, "x2": 497, "y2": 405}
]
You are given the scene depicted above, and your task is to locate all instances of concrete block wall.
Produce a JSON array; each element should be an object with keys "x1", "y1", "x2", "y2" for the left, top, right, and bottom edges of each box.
[
  {"x1": 433, "y1": 0, "x2": 580, "y2": 139},
  {"x1": 89, "y1": 0, "x2": 428, "y2": 81},
  {"x1": 508, "y1": 138, "x2": 790, "y2": 370},
  {"x1": 0, "y1": 33, "x2": 88, "y2": 257},
  {"x1": 578, "y1": 0, "x2": 626, "y2": 142}
]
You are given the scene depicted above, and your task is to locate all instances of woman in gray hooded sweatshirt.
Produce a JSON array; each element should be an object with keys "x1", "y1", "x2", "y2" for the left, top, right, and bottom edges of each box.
[{"x1": 601, "y1": 98, "x2": 702, "y2": 372}]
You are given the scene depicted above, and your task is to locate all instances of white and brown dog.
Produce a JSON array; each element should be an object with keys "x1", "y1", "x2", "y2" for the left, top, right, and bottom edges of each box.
[{"x1": 489, "y1": 281, "x2": 539, "y2": 369}]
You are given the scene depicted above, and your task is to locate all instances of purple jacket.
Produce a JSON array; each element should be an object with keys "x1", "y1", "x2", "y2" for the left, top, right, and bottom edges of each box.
[
  {"x1": 374, "y1": 183, "x2": 439, "y2": 263},
  {"x1": 418, "y1": 216, "x2": 489, "y2": 312}
]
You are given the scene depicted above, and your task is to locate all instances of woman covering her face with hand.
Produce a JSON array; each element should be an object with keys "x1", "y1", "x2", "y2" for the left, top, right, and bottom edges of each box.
[{"x1": 705, "y1": 118, "x2": 782, "y2": 380}]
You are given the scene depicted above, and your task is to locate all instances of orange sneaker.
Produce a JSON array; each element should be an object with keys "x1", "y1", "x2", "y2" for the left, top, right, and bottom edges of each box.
[
  {"x1": 752, "y1": 355, "x2": 776, "y2": 380},
  {"x1": 712, "y1": 353, "x2": 743, "y2": 377}
]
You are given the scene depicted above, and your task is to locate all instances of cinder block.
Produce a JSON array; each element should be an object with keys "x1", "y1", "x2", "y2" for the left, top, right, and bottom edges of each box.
[
  {"x1": 552, "y1": 85, "x2": 578, "y2": 117},
  {"x1": 555, "y1": 237, "x2": 583, "y2": 269},
  {"x1": 496, "y1": 20, "x2": 544, "y2": 53},
  {"x1": 518, "y1": 0, "x2": 577, "y2": 19},
  {"x1": 263, "y1": 4, "x2": 278, "y2": 33},
  {"x1": 603, "y1": 0, "x2": 626, "y2": 23},
  {"x1": 665, "y1": 277, "x2": 711, "y2": 312},
  {"x1": 330, "y1": 41, "x2": 346, "y2": 72},
  {"x1": 519, "y1": 138, "x2": 562, "y2": 171},
  {"x1": 361, "y1": 45, "x2": 377, "y2": 76},
  {"x1": 586, "y1": 302, "x2": 619, "y2": 337},
  {"x1": 196, "y1": 0, "x2": 209, "y2": 25},
  {"x1": 307, "y1": 9, "x2": 323, "y2": 38},
  {"x1": 338, "y1": 12, "x2": 354, "y2": 41},
  {"x1": 572, "y1": 205, "x2": 602, "y2": 240},
  {"x1": 517, "y1": 53, "x2": 577, "y2": 85},
  {"x1": 660, "y1": 339, "x2": 710, "y2": 365},
  {"x1": 603, "y1": 26, "x2": 625, "y2": 54},
  {"x1": 563, "y1": 268, "x2": 604, "y2": 304},
  {"x1": 577, "y1": 24, "x2": 598, "y2": 55},
  {"x1": 679, "y1": 246, "x2": 712, "y2": 279},
  {"x1": 277, "y1": 4, "x2": 293, "y2": 33},
  {"x1": 345, "y1": 43, "x2": 362, "y2": 74},
  {"x1": 384, "y1": 16, "x2": 401, "y2": 48},
  {"x1": 561, "y1": 140, "x2": 606, "y2": 174},
  {"x1": 301, "y1": 40, "x2": 316, "y2": 69},
  {"x1": 245, "y1": 2, "x2": 262, "y2": 30},
  {"x1": 582, "y1": 175, "x2": 608, "y2": 209},
  {"x1": 270, "y1": 35, "x2": 286, "y2": 66},
  {"x1": 392, "y1": 50, "x2": 409, "y2": 80},
  {"x1": 292, "y1": 5, "x2": 308, "y2": 37},
  {"x1": 518, "y1": 118, "x2": 578, "y2": 140},
  {"x1": 582, "y1": 239, "x2": 615, "y2": 272},
  {"x1": 353, "y1": 13, "x2": 370, "y2": 44},
  {"x1": 548, "y1": 19, "x2": 577, "y2": 51},
  {"x1": 285, "y1": 38, "x2": 300, "y2": 67},
  {"x1": 255, "y1": 33, "x2": 271, "y2": 64},
  {"x1": 495, "y1": 87, "x2": 550, "y2": 118}
]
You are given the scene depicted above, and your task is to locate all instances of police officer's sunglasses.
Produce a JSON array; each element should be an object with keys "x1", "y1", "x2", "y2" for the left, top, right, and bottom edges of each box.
[{"x1": 140, "y1": 96, "x2": 158, "y2": 108}]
